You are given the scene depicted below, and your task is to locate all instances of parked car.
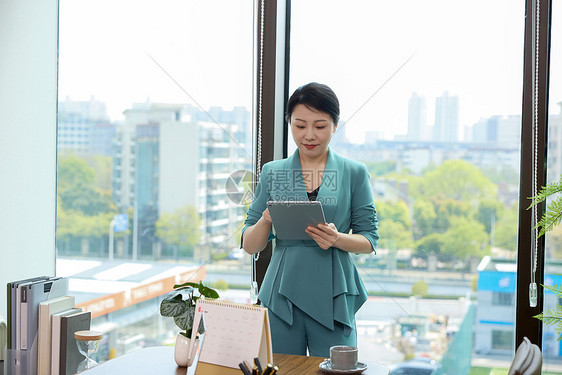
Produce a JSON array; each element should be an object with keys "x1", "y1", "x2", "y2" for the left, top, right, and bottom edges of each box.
[{"x1": 388, "y1": 357, "x2": 440, "y2": 375}]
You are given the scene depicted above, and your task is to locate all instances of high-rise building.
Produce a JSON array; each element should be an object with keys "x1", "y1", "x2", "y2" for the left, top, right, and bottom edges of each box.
[
  {"x1": 472, "y1": 115, "x2": 520, "y2": 146},
  {"x1": 433, "y1": 92, "x2": 459, "y2": 142},
  {"x1": 112, "y1": 102, "x2": 251, "y2": 257},
  {"x1": 407, "y1": 93, "x2": 429, "y2": 140},
  {"x1": 58, "y1": 97, "x2": 116, "y2": 156},
  {"x1": 547, "y1": 102, "x2": 562, "y2": 183}
]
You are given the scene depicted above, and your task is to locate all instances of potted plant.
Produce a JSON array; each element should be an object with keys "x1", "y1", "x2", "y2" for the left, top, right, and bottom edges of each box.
[
  {"x1": 160, "y1": 281, "x2": 219, "y2": 366},
  {"x1": 529, "y1": 176, "x2": 562, "y2": 336}
]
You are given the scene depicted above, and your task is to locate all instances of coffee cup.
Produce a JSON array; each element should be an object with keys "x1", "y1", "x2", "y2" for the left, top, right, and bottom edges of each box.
[{"x1": 330, "y1": 345, "x2": 358, "y2": 370}]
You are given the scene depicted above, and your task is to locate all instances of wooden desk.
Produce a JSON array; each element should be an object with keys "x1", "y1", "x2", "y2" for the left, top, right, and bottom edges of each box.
[{"x1": 83, "y1": 346, "x2": 389, "y2": 375}]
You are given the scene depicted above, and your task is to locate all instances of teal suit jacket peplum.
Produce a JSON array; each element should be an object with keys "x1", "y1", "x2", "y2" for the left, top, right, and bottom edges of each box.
[{"x1": 242, "y1": 148, "x2": 379, "y2": 332}]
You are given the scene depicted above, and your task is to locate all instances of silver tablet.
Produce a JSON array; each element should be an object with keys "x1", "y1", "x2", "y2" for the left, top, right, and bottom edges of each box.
[{"x1": 267, "y1": 201, "x2": 326, "y2": 240}]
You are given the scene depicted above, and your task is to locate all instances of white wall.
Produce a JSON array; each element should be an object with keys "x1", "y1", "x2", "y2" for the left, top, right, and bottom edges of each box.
[{"x1": 0, "y1": 0, "x2": 58, "y2": 319}]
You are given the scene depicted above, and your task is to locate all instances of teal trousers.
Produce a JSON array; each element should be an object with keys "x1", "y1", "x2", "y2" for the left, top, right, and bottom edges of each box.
[{"x1": 267, "y1": 304, "x2": 356, "y2": 357}]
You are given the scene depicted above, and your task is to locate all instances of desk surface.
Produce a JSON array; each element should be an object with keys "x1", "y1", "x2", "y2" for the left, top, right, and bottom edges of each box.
[{"x1": 84, "y1": 346, "x2": 389, "y2": 375}]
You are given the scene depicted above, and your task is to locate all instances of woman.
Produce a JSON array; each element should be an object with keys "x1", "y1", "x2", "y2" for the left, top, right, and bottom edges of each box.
[{"x1": 241, "y1": 82, "x2": 379, "y2": 357}]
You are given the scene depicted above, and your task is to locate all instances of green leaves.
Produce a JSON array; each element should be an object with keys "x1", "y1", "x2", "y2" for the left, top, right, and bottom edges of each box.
[
  {"x1": 159, "y1": 282, "x2": 219, "y2": 335},
  {"x1": 529, "y1": 176, "x2": 562, "y2": 238},
  {"x1": 174, "y1": 281, "x2": 220, "y2": 299},
  {"x1": 173, "y1": 306, "x2": 195, "y2": 331},
  {"x1": 534, "y1": 305, "x2": 562, "y2": 337},
  {"x1": 535, "y1": 196, "x2": 562, "y2": 238},
  {"x1": 160, "y1": 292, "x2": 189, "y2": 318}
]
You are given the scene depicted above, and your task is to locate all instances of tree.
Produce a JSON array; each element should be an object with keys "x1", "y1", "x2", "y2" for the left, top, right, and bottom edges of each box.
[
  {"x1": 364, "y1": 160, "x2": 397, "y2": 177},
  {"x1": 411, "y1": 160, "x2": 497, "y2": 203},
  {"x1": 376, "y1": 200, "x2": 411, "y2": 228},
  {"x1": 57, "y1": 155, "x2": 96, "y2": 190},
  {"x1": 376, "y1": 200, "x2": 413, "y2": 250},
  {"x1": 58, "y1": 156, "x2": 115, "y2": 215},
  {"x1": 433, "y1": 197, "x2": 473, "y2": 233},
  {"x1": 476, "y1": 199, "x2": 505, "y2": 234},
  {"x1": 415, "y1": 233, "x2": 444, "y2": 256},
  {"x1": 156, "y1": 205, "x2": 201, "y2": 257},
  {"x1": 412, "y1": 279, "x2": 428, "y2": 297},
  {"x1": 86, "y1": 155, "x2": 113, "y2": 191},
  {"x1": 493, "y1": 204, "x2": 519, "y2": 251},
  {"x1": 56, "y1": 156, "x2": 117, "y2": 254},
  {"x1": 441, "y1": 217, "x2": 488, "y2": 259},
  {"x1": 413, "y1": 200, "x2": 437, "y2": 239},
  {"x1": 378, "y1": 220, "x2": 414, "y2": 251}
]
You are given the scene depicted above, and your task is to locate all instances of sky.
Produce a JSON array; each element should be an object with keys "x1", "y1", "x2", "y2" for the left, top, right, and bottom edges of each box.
[{"x1": 58, "y1": 0, "x2": 562, "y2": 143}]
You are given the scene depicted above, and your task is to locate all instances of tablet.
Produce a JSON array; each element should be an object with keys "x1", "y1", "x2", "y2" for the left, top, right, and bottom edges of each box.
[{"x1": 267, "y1": 201, "x2": 326, "y2": 240}]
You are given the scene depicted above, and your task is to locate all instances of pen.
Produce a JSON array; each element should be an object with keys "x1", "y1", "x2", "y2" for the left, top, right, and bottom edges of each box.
[
  {"x1": 252, "y1": 365, "x2": 258, "y2": 375},
  {"x1": 271, "y1": 365, "x2": 279, "y2": 375},
  {"x1": 239, "y1": 362, "x2": 251, "y2": 375},
  {"x1": 245, "y1": 359, "x2": 254, "y2": 373},
  {"x1": 262, "y1": 363, "x2": 274, "y2": 375},
  {"x1": 254, "y1": 357, "x2": 262, "y2": 374}
]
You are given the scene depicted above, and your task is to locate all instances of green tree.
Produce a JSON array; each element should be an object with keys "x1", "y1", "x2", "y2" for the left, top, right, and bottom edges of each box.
[
  {"x1": 412, "y1": 279, "x2": 428, "y2": 297},
  {"x1": 364, "y1": 160, "x2": 397, "y2": 177},
  {"x1": 441, "y1": 217, "x2": 488, "y2": 259},
  {"x1": 494, "y1": 204, "x2": 519, "y2": 251},
  {"x1": 156, "y1": 205, "x2": 201, "y2": 257},
  {"x1": 58, "y1": 155, "x2": 96, "y2": 190},
  {"x1": 413, "y1": 200, "x2": 437, "y2": 238},
  {"x1": 376, "y1": 200, "x2": 411, "y2": 228},
  {"x1": 86, "y1": 155, "x2": 113, "y2": 191},
  {"x1": 56, "y1": 156, "x2": 116, "y2": 253},
  {"x1": 378, "y1": 220, "x2": 414, "y2": 250},
  {"x1": 411, "y1": 160, "x2": 497, "y2": 203},
  {"x1": 476, "y1": 199, "x2": 505, "y2": 234},
  {"x1": 58, "y1": 156, "x2": 115, "y2": 215},
  {"x1": 376, "y1": 200, "x2": 413, "y2": 250},
  {"x1": 433, "y1": 197, "x2": 473, "y2": 233},
  {"x1": 415, "y1": 233, "x2": 444, "y2": 256}
]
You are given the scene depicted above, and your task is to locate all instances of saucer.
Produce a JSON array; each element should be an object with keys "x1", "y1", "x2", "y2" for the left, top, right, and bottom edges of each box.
[{"x1": 319, "y1": 359, "x2": 368, "y2": 374}]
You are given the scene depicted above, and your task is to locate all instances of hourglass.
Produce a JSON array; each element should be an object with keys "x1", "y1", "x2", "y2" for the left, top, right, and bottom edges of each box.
[{"x1": 74, "y1": 330, "x2": 103, "y2": 372}]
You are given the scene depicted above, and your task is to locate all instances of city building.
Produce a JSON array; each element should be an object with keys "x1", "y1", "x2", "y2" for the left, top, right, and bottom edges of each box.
[
  {"x1": 471, "y1": 115, "x2": 520, "y2": 146},
  {"x1": 547, "y1": 102, "x2": 562, "y2": 183},
  {"x1": 475, "y1": 256, "x2": 562, "y2": 358},
  {"x1": 408, "y1": 92, "x2": 430, "y2": 141},
  {"x1": 433, "y1": 92, "x2": 459, "y2": 142},
  {"x1": 336, "y1": 138, "x2": 519, "y2": 178},
  {"x1": 112, "y1": 102, "x2": 251, "y2": 258},
  {"x1": 58, "y1": 97, "x2": 116, "y2": 156}
]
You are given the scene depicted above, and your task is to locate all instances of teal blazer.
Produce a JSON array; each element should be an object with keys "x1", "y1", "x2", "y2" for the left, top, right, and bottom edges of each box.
[{"x1": 242, "y1": 148, "x2": 379, "y2": 332}]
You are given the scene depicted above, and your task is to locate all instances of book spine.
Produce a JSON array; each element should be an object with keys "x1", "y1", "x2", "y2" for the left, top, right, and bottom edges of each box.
[
  {"x1": 51, "y1": 315, "x2": 62, "y2": 375},
  {"x1": 20, "y1": 285, "x2": 28, "y2": 350},
  {"x1": 7, "y1": 283, "x2": 12, "y2": 350}
]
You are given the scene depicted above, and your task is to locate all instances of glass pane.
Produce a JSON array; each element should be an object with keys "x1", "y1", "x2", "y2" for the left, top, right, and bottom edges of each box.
[
  {"x1": 290, "y1": 0, "x2": 524, "y2": 372},
  {"x1": 56, "y1": 0, "x2": 253, "y2": 361},
  {"x1": 544, "y1": 0, "x2": 562, "y2": 369}
]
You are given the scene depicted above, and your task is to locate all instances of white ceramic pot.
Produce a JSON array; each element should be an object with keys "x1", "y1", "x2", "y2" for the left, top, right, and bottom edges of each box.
[{"x1": 174, "y1": 333, "x2": 199, "y2": 367}]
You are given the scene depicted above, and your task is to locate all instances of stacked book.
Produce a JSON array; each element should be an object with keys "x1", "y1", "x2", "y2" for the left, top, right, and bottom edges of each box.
[{"x1": 6, "y1": 277, "x2": 91, "y2": 375}]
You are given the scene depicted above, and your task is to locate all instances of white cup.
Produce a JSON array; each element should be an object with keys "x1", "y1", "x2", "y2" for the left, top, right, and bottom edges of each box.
[{"x1": 330, "y1": 345, "x2": 358, "y2": 370}]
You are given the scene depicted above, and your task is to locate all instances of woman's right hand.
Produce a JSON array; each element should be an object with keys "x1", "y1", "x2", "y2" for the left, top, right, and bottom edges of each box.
[{"x1": 261, "y1": 208, "x2": 272, "y2": 224}]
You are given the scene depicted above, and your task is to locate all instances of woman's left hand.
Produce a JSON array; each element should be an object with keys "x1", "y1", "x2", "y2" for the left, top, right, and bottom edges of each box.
[{"x1": 305, "y1": 223, "x2": 340, "y2": 250}]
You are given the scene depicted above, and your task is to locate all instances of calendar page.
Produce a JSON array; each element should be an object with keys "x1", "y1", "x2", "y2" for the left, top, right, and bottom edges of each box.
[{"x1": 194, "y1": 299, "x2": 272, "y2": 369}]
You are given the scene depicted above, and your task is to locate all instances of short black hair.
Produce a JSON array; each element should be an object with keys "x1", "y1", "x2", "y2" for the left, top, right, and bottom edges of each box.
[{"x1": 286, "y1": 82, "x2": 340, "y2": 124}]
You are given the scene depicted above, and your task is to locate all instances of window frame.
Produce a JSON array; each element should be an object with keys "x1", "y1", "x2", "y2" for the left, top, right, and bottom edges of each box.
[{"x1": 254, "y1": 0, "x2": 555, "y2": 351}]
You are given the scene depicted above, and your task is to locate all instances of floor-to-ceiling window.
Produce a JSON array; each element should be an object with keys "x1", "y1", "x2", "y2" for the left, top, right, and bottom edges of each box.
[
  {"x1": 290, "y1": 1, "x2": 527, "y2": 372},
  {"x1": 56, "y1": 0, "x2": 254, "y2": 360},
  {"x1": 543, "y1": 0, "x2": 562, "y2": 369}
]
